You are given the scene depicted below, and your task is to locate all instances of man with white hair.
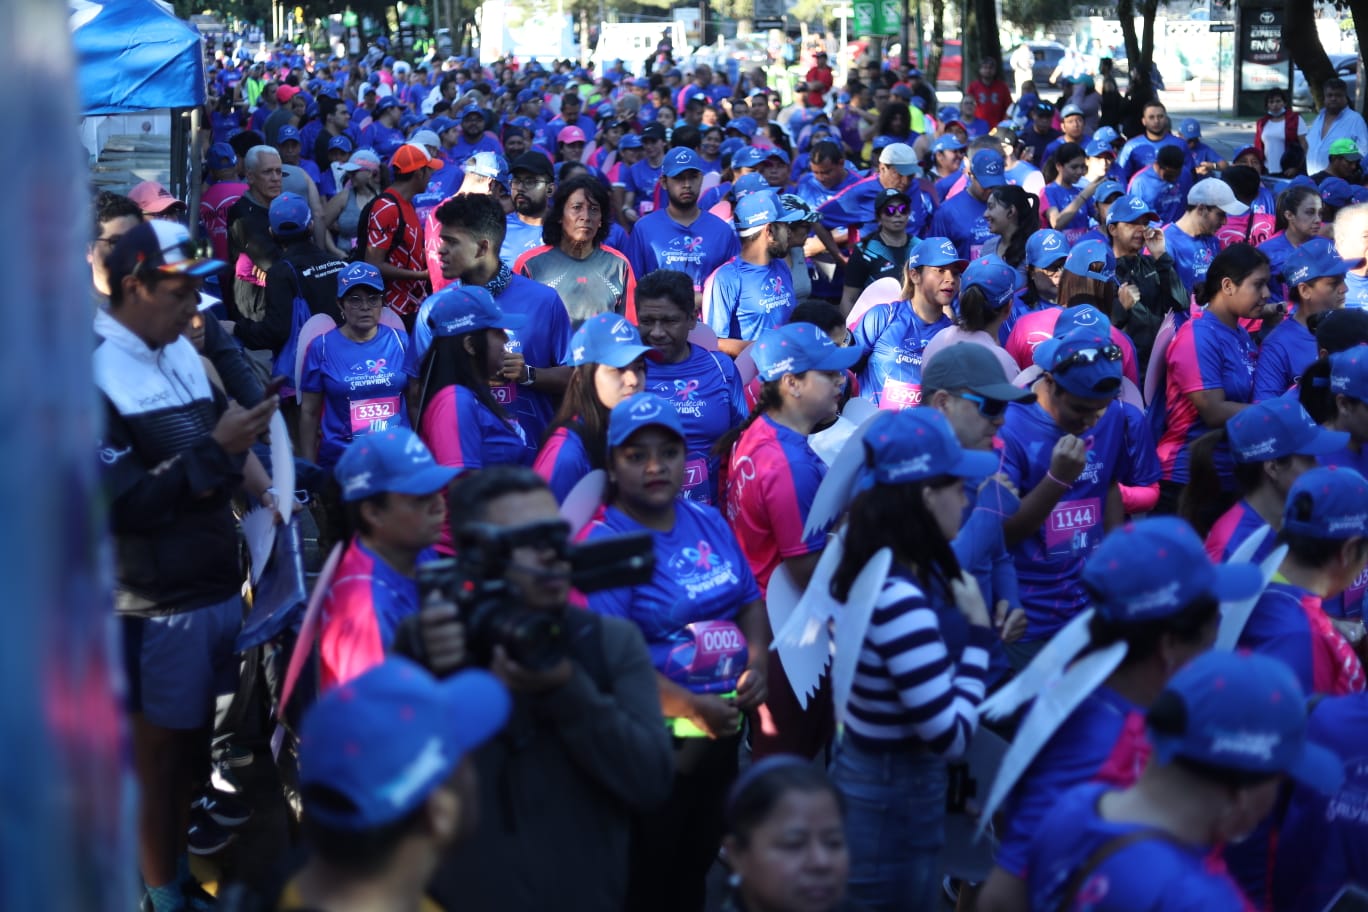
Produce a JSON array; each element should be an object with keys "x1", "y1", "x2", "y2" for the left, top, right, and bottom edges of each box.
[
  {"x1": 225, "y1": 145, "x2": 284, "y2": 322},
  {"x1": 1336, "y1": 202, "x2": 1368, "y2": 308}
]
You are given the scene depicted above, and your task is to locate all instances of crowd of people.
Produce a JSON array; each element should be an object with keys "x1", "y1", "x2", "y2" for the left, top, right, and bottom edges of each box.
[{"x1": 91, "y1": 26, "x2": 1368, "y2": 912}]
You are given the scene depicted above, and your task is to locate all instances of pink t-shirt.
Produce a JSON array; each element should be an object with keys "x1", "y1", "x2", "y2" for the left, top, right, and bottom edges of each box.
[
  {"x1": 1004, "y1": 306, "x2": 1140, "y2": 386},
  {"x1": 921, "y1": 327, "x2": 1021, "y2": 381}
]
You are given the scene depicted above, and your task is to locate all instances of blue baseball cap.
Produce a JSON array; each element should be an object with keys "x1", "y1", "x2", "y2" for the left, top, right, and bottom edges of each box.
[
  {"x1": 727, "y1": 116, "x2": 758, "y2": 137},
  {"x1": 1107, "y1": 194, "x2": 1160, "y2": 225},
  {"x1": 465, "y1": 150, "x2": 510, "y2": 189},
  {"x1": 429, "y1": 116, "x2": 456, "y2": 135},
  {"x1": 1179, "y1": 117, "x2": 1202, "y2": 140},
  {"x1": 1283, "y1": 465, "x2": 1368, "y2": 540},
  {"x1": 908, "y1": 237, "x2": 968, "y2": 270},
  {"x1": 1093, "y1": 125, "x2": 1121, "y2": 145},
  {"x1": 778, "y1": 193, "x2": 819, "y2": 223},
  {"x1": 1063, "y1": 238, "x2": 1117, "y2": 282},
  {"x1": 618, "y1": 133, "x2": 643, "y2": 150},
  {"x1": 336, "y1": 262, "x2": 384, "y2": 296},
  {"x1": 207, "y1": 142, "x2": 238, "y2": 169},
  {"x1": 752, "y1": 323, "x2": 861, "y2": 382},
  {"x1": 373, "y1": 95, "x2": 402, "y2": 114},
  {"x1": 1085, "y1": 138, "x2": 1115, "y2": 158},
  {"x1": 863, "y1": 408, "x2": 998, "y2": 485},
  {"x1": 1026, "y1": 230, "x2": 1069, "y2": 269},
  {"x1": 606, "y1": 393, "x2": 686, "y2": 449},
  {"x1": 761, "y1": 146, "x2": 791, "y2": 165},
  {"x1": 428, "y1": 285, "x2": 525, "y2": 336},
  {"x1": 1330, "y1": 347, "x2": 1368, "y2": 401},
  {"x1": 327, "y1": 134, "x2": 355, "y2": 154},
  {"x1": 1149, "y1": 651, "x2": 1341, "y2": 790},
  {"x1": 734, "y1": 192, "x2": 784, "y2": 234},
  {"x1": 333, "y1": 428, "x2": 461, "y2": 502},
  {"x1": 1320, "y1": 176, "x2": 1368, "y2": 209},
  {"x1": 1093, "y1": 180, "x2": 1127, "y2": 204},
  {"x1": 1060, "y1": 103, "x2": 1084, "y2": 119},
  {"x1": 458, "y1": 103, "x2": 483, "y2": 120},
  {"x1": 732, "y1": 145, "x2": 768, "y2": 170},
  {"x1": 516, "y1": 88, "x2": 539, "y2": 106},
  {"x1": 732, "y1": 172, "x2": 771, "y2": 200},
  {"x1": 569, "y1": 313, "x2": 653, "y2": 367},
  {"x1": 970, "y1": 149, "x2": 1007, "y2": 188},
  {"x1": 1084, "y1": 517, "x2": 1264, "y2": 623},
  {"x1": 268, "y1": 191, "x2": 312, "y2": 236},
  {"x1": 1056, "y1": 303, "x2": 1113, "y2": 336},
  {"x1": 1283, "y1": 238, "x2": 1363, "y2": 286},
  {"x1": 299, "y1": 659, "x2": 510, "y2": 829},
  {"x1": 1033, "y1": 327, "x2": 1123, "y2": 399},
  {"x1": 932, "y1": 134, "x2": 966, "y2": 154},
  {"x1": 276, "y1": 124, "x2": 302, "y2": 145},
  {"x1": 1226, "y1": 398, "x2": 1348, "y2": 464},
  {"x1": 662, "y1": 147, "x2": 704, "y2": 177},
  {"x1": 961, "y1": 255, "x2": 1018, "y2": 310},
  {"x1": 632, "y1": 77, "x2": 651, "y2": 89}
]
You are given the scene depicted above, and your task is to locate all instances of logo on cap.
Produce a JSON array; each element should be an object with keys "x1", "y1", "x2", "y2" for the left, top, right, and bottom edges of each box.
[
  {"x1": 1208, "y1": 730, "x2": 1279, "y2": 762},
  {"x1": 342, "y1": 471, "x2": 372, "y2": 497},
  {"x1": 628, "y1": 397, "x2": 663, "y2": 420},
  {"x1": 1127, "y1": 580, "x2": 1183, "y2": 615},
  {"x1": 767, "y1": 356, "x2": 795, "y2": 375},
  {"x1": 442, "y1": 313, "x2": 478, "y2": 331},
  {"x1": 745, "y1": 211, "x2": 769, "y2": 226},
  {"x1": 885, "y1": 454, "x2": 932, "y2": 480},
  {"x1": 1042, "y1": 234, "x2": 1063, "y2": 251}
]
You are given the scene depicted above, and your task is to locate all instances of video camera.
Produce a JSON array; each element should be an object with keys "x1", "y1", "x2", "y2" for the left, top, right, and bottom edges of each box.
[{"x1": 415, "y1": 518, "x2": 655, "y2": 671}]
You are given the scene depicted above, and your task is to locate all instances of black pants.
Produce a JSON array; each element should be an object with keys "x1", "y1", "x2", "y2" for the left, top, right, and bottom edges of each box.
[{"x1": 626, "y1": 732, "x2": 740, "y2": 912}]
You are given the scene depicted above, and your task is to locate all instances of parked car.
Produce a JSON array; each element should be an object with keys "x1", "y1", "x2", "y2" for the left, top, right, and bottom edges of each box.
[{"x1": 1292, "y1": 53, "x2": 1358, "y2": 111}]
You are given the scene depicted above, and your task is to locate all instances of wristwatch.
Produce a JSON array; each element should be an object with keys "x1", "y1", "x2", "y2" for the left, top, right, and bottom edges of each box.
[{"x1": 519, "y1": 366, "x2": 537, "y2": 387}]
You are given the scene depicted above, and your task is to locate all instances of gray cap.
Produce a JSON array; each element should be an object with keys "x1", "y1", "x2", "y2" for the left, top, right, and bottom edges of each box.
[{"x1": 922, "y1": 343, "x2": 1036, "y2": 403}]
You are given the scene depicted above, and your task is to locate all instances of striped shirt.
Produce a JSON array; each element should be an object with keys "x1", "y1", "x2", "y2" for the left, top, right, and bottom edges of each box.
[{"x1": 845, "y1": 571, "x2": 993, "y2": 755}]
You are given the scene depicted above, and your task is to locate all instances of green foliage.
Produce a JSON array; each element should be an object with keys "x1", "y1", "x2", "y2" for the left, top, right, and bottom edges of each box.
[{"x1": 1001, "y1": 0, "x2": 1073, "y2": 29}]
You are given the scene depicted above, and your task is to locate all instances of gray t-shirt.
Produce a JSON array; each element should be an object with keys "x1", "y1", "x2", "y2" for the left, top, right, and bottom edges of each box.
[{"x1": 515, "y1": 245, "x2": 633, "y2": 326}]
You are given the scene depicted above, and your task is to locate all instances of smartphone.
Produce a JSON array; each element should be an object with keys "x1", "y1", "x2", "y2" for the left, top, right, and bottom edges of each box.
[{"x1": 263, "y1": 375, "x2": 288, "y2": 399}]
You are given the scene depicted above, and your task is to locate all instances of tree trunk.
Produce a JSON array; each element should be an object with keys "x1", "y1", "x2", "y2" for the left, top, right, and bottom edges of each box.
[
  {"x1": 1117, "y1": 0, "x2": 1152, "y2": 104},
  {"x1": 1344, "y1": 0, "x2": 1368, "y2": 114},
  {"x1": 974, "y1": 0, "x2": 1001, "y2": 68},
  {"x1": 1283, "y1": 0, "x2": 1334, "y2": 111},
  {"x1": 927, "y1": 0, "x2": 944, "y2": 83}
]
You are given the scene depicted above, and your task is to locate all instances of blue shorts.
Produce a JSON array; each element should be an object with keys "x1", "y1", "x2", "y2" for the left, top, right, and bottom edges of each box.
[{"x1": 121, "y1": 596, "x2": 242, "y2": 730}]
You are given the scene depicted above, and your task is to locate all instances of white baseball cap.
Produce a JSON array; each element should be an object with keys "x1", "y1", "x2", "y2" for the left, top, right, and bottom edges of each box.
[
  {"x1": 1188, "y1": 178, "x2": 1249, "y2": 216},
  {"x1": 880, "y1": 142, "x2": 920, "y2": 176}
]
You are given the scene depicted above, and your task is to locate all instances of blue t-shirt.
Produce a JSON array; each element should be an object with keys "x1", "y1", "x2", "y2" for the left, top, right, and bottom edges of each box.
[
  {"x1": 929, "y1": 188, "x2": 992, "y2": 260},
  {"x1": 643, "y1": 344, "x2": 747, "y2": 505},
  {"x1": 1347, "y1": 271, "x2": 1368, "y2": 309},
  {"x1": 1000, "y1": 400, "x2": 1158, "y2": 641},
  {"x1": 1115, "y1": 133, "x2": 1185, "y2": 181},
  {"x1": 407, "y1": 275, "x2": 572, "y2": 447},
  {"x1": 301, "y1": 326, "x2": 411, "y2": 468},
  {"x1": 1158, "y1": 315, "x2": 1257, "y2": 486},
  {"x1": 1027, "y1": 782, "x2": 1250, "y2": 910},
  {"x1": 1238, "y1": 580, "x2": 1320, "y2": 695},
  {"x1": 703, "y1": 258, "x2": 800, "y2": 342},
  {"x1": 1161, "y1": 223, "x2": 1220, "y2": 292},
  {"x1": 1253, "y1": 318, "x2": 1316, "y2": 401},
  {"x1": 1128, "y1": 167, "x2": 1185, "y2": 224},
  {"x1": 532, "y1": 425, "x2": 592, "y2": 503},
  {"x1": 818, "y1": 173, "x2": 931, "y2": 237},
  {"x1": 1042, "y1": 183, "x2": 1093, "y2": 240},
  {"x1": 622, "y1": 210, "x2": 741, "y2": 294},
  {"x1": 1274, "y1": 694, "x2": 1368, "y2": 912},
  {"x1": 1257, "y1": 232, "x2": 1299, "y2": 302},
  {"x1": 623, "y1": 158, "x2": 665, "y2": 209},
  {"x1": 500, "y1": 213, "x2": 546, "y2": 269},
  {"x1": 793, "y1": 170, "x2": 861, "y2": 210},
  {"x1": 447, "y1": 133, "x2": 504, "y2": 163},
  {"x1": 852, "y1": 303, "x2": 952, "y2": 409},
  {"x1": 418, "y1": 383, "x2": 535, "y2": 474},
  {"x1": 587, "y1": 499, "x2": 761, "y2": 693}
]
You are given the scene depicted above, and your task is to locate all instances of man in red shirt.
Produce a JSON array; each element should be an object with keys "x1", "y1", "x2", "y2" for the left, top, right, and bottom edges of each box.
[
  {"x1": 365, "y1": 143, "x2": 434, "y2": 329},
  {"x1": 804, "y1": 51, "x2": 834, "y2": 108},
  {"x1": 968, "y1": 56, "x2": 1013, "y2": 126}
]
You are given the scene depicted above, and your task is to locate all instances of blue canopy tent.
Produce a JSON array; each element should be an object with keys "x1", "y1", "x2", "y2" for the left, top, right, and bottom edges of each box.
[{"x1": 72, "y1": 0, "x2": 206, "y2": 115}]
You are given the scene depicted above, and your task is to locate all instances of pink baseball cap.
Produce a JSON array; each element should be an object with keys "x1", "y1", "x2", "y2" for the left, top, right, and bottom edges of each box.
[
  {"x1": 128, "y1": 180, "x2": 186, "y2": 215},
  {"x1": 557, "y1": 126, "x2": 587, "y2": 144}
]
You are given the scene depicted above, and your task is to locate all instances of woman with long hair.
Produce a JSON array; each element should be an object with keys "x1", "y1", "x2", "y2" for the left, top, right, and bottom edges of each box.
[
  {"x1": 1040, "y1": 142, "x2": 1098, "y2": 243},
  {"x1": 921, "y1": 254, "x2": 1021, "y2": 378},
  {"x1": 982, "y1": 184, "x2": 1039, "y2": 286},
  {"x1": 1257, "y1": 184, "x2": 1324, "y2": 301},
  {"x1": 1156, "y1": 243, "x2": 1271, "y2": 514},
  {"x1": 534, "y1": 312, "x2": 650, "y2": 501},
  {"x1": 1254, "y1": 239, "x2": 1351, "y2": 400},
  {"x1": 826, "y1": 407, "x2": 997, "y2": 910}
]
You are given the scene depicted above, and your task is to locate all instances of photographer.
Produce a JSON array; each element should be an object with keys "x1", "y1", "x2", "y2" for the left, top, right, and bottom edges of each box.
[{"x1": 402, "y1": 466, "x2": 674, "y2": 912}]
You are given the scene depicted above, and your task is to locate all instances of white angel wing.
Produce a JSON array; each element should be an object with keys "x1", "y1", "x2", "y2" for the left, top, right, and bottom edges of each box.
[
  {"x1": 1215, "y1": 541, "x2": 1288, "y2": 651},
  {"x1": 293, "y1": 313, "x2": 337, "y2": 404},
  {"x1": 979, "y1": 608, "x2": 1096, "y2": 722},
  {"x1": 769, "y1": 535, "x2": 844, "y2": 708},
  {"x1": 840, "y1": 395, "x2": 879, "y2": 427},
  {"x1": 1227, "y1": 524, "x2": 1271, "y2": 566},
  {"x1": 802, "y1": 411, "x2": 881, "y2": 539},
  {"x1": 269, "y1": 410, "x2": 294, "y2": 526},
  {"x1": 559, "y1": 469, "x2": 606, "y2": 535},
  {"x1": 830, "y1": 547, "x2": 894, "y2": 730},
  {"x1": 974, "y1": 641, "x2": 1128, "y2": 840}
]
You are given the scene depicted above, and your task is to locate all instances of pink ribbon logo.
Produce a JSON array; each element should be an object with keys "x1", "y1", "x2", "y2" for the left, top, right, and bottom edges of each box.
[
  {"x1": 674, "y1": 379, "x2": 700, "y2": 400},
  {"x1": 366, "y1": 358, "x2": 387, "y2": 374}
]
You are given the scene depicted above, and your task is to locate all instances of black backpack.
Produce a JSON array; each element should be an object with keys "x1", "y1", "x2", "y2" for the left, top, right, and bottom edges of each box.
[{"x1": 350, "y1": 189, "x2": 405, "y2": 263}]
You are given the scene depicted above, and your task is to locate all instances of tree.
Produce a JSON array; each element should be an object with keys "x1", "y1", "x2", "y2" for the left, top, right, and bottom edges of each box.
[
  {"x1": 1287, "y1": 0, "x2": 1367, "y2": 112},
  {"x1": 964, "y1": 0, "x2": 1002, "y2": 89},
  {"x1": 1116, "y1": 0, "x2": 1158, "y2": 107},
  {"x1": 925, "y1": 0, "x2": 946, "y2": 84},
  {"x1": 1001, "y1": 0, "x2": 1073, "y2": 33}
]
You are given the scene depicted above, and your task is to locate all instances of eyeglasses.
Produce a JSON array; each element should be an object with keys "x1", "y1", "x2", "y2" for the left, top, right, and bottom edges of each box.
[
  {"x1": 1053, "y1": 344, "x2": 1123, "y2": 373},
  {"x1": 511, "y1": 176, "x2": 547, "y2": 188},
  {"x1": 957, "y1": 391, "x2": 1009, "y2": 418},
  {"x1": 881, "y1": 203, "x2": 911, "y2": 217},
  {"x1": 341, "y1": 293, "x2": 385, "y2": 309}
]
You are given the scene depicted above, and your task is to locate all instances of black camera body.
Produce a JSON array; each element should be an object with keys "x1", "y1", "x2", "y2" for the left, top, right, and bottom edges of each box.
[{"x1": 415, "y1": 518, "x2": 655, "y2": 671}]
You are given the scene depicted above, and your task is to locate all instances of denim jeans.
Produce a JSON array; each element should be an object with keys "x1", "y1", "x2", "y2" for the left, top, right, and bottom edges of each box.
[{"x1": 830, "y1": 737, "x2": 947, "y2": 912}]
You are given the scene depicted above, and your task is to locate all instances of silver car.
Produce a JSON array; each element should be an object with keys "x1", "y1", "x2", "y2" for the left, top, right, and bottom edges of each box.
[{"x1": 1293, "y1": 54, "x2": 1358, "y2": 111}]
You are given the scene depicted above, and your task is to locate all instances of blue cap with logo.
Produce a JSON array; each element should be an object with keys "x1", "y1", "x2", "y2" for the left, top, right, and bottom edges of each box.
[
  {"x1": 276, "y1": 124, "x2": 302, "y2": 145},
  {"x1": 1093, "y1": 180, "x2": 1127, "y2": 204},
  {"x1": 732, "y1": 145, "x2": 768, "y2": 170},
  {"x1": 327, "y1": 134, "x2": 355, "y2": 154},
  {"x1": 618, "y1": 133, "x2": 643, "y2": 150},
  {"x1": 728, "y1": 116, "x2": 758, "y2": 137},
  {"x1": 1026, "y1": 230, "x2": 1069, "y2": 269},
  {"x1": 1084, "y1": 517, "x2": 1264, "y2": 623},
  {"x1": 932, "y1": 134, "x2": 967, "y2": 154},
  {"x1": 1320, "y1": 177, "x2": 1368, "y2": 210},
  {"x1": 863, "y1": 408, "x2": 998, "y2": 485},
  {"x1": 428, "y1": 284, "x2": 525, "y2": 336},
  {"x1": 1148, "y1": 651, "x2": 1342, "y2": 790},
  {"x1": 606, "y1": 393, "x2": 686, "y2": 448},
  {"x1": 732, "y1": 172, "x2": 772, "y2": 200},
  {"x1": 1085, "y1": 137, "x2": 1115, "y2": 157},
  {"x1": 961, "y1": 255, "x2": 1018, "y2": 310},
  {"x1": 570, "y1": 312, "x2": 653, "y2": 368},
  {"x1": 1093, "y1": 126, "x2": 1121, "y2": 145},
  {"x1": 516, "y1": 88, "x2": 538, "y2": 106},
  {"x1": 299, "y1": 658, "x2": 510, "y2": 828},
  {"x1": 1107, "y1": 194, "x2": 1160, "y2": 225},
  {"x1": 334, "y1": 428, "x2": 461, "y2": 502},
  {"x1": 1283, "y1": 237, "x2": 1363, "y2": 287},
  {"x1": 752, "y1": 323, "x2": 861, "y2": 382},
  {"x1": 1179, "y1": 117, "x2": 1202, "y2": 140},
  {"x1": 735, "y1": 192, "x2": 786, "y2": 234},
  {"x1": 1033, "y1": 327, "x2": 1123, "y2": 398},
  {"x1": 464, "y1": 150, "x2": 510, "y2": 189},
  {"x1": 663, "y1": 147, "x2": 704, "y2": 177},
  {"x1": 268, "y1": 191, "x2": 312, "y2": 236},
  {"x1": 1283, "y1": 465, "x2": 1368, "y2": 540},
  {"x1": 970, "y1": 149, "x2": 1007, "y2": 188},
  {"x1": 908, "y1": 236, "x2": 969, "y2": 270},
  {"x1": 1060, "y1": 103, "x2": 1084, "y2": 119},
  {"x1": 1227, "y1": 398, "x2": 1349, "y2": 464},
  {"x1": 336, "y1": 261, "x2": 384, "y2": 296},
  {"x1": 1330, "y1": 347, "x2": 1368, "y2": 401},
  {"x1": 1056, "y1": 303, "x2": 1113, "y2": 336},
  {"x1": 207, "y1": 142, "x2": 238, "y2": 169},
  {"x1": 1063, "y1": 238, "x2": 1117, "y2": 282}
]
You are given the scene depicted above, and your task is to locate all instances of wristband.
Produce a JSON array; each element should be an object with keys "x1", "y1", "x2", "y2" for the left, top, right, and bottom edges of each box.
[{"x1": 1045, "y1": 471, "x2": 1071, "y2": 490}]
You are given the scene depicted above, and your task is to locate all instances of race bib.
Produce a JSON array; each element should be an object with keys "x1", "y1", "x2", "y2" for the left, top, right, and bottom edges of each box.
[
  {"x1": 663, "y1": 619, "x2": 748, "y2": 693},
  {"x1": 639, "y1": 199, "x2": 655, "y2": 214},
  {"x1": 490, "y1": 384, "x2": 518, "y2": 406},
  {"x1": 349, "y1": 396, "x2": 400, "y2": 436},
  {"x1": 1045, "y1": 497, "x2": 1101, "y2": 556},
  {"x1": 682, "y1": 457, "x2": 710, "y2": 498},
  {"x1": 880, "y1": 378, "x2": 922, "y2": 410}
]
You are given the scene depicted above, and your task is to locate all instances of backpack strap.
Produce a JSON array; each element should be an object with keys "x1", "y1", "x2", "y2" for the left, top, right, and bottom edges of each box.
[{"x1": 1055, "y1": 827, "x2": 1181, "y2": 912}]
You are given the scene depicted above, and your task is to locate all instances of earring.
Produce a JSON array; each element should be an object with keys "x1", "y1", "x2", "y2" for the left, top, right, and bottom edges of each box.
[{"x1": 727, "y1": 872, "x2": 742, "y2": 889}]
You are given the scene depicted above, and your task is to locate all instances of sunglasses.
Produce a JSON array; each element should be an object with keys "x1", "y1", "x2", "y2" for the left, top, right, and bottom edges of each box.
[
  {"x1": 1054, "y1": 344, "x2": 1123, "y2": 373},
  {"x1": 881, "y1": 203, "x2": 911, "y2": 216},
  {"x1": 958, "y1": 391, "x2": 1009, "y2": 418}
]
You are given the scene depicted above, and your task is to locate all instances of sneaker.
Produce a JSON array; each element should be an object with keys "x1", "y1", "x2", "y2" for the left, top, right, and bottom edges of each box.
[
  {"x1": 194, "y1": 792, "x2": 252, "y2": 828},
  {"x1": 187, "y1": 809, "x2": 236, "y2": 856},
  {"x1": 213, "y1": 743, "x2": 254, "y2": 768},
  {"x1": 210, "y1": 762, "x2": 242, "y2": 796}
]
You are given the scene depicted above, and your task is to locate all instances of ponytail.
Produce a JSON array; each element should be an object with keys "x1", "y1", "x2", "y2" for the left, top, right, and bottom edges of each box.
[{"x1": 713, "y1": 378, "x2": 786, "y2": 460}]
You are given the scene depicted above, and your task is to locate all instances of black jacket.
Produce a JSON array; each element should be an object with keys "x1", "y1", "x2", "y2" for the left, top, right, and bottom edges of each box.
[{"x1": 235, "y1": 239, "x2": 346, "y2": 354}]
